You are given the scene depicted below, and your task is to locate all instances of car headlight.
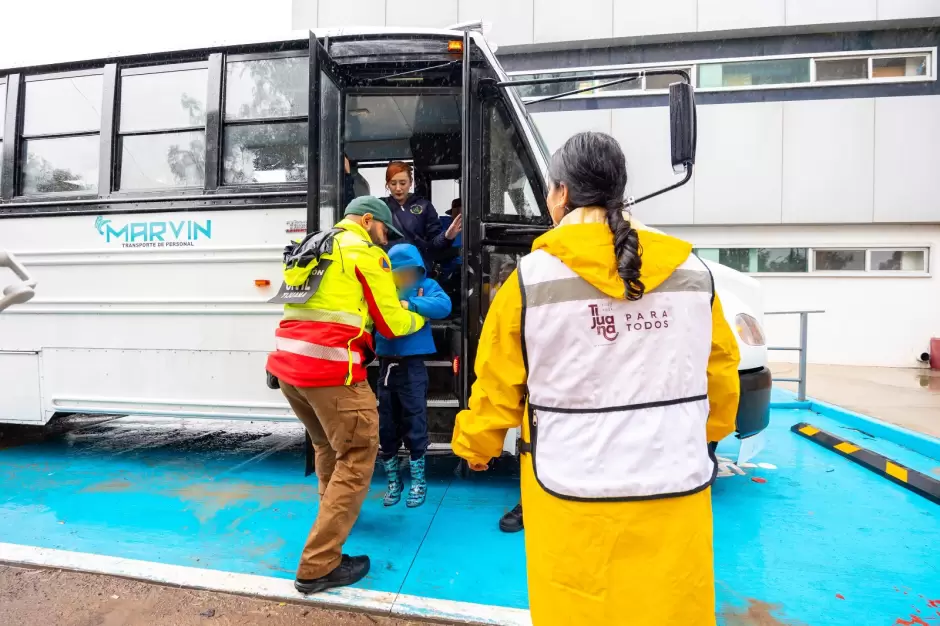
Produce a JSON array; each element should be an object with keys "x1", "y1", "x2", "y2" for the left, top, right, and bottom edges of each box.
[{"x1": 735, "y1": 313, "x2": 766, "y2": 346}]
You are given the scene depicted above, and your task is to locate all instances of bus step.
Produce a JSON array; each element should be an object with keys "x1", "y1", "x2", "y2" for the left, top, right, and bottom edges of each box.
[
  {"x1": 367, "y1": 360, "x2": 452, "y2": 368},
  {"x1": 375, "y1": 393, "x2": 459, "y2": 408},
  {"x1": 428, "y1": 393, "x2": 459, "y2": 408}
]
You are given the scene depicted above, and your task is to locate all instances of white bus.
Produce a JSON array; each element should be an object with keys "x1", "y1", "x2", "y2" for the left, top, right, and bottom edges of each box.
[{"x1": 0, "y1": 27, "x2": 771, "y2": 457}]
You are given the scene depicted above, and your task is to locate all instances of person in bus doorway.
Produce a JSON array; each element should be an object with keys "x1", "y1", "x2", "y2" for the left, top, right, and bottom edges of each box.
[
  {"x1": 383, "y1": 162, "x2": 462, "y2": 270},
  {"x1": 344, "y1": 155, "x2": 370, "y2": 207},
  {"x1": 451, "y1": 132, "x2": 741, "y2": 625},
  {"x1": 437, "y1": 198, "x2": 463, "y2": 307},
  {"x1": 266, "y1": 196, "x2": 427, "y2": 595},
  {"x1": 375, "y1": 243, "x2": 452, "y2": 507}
]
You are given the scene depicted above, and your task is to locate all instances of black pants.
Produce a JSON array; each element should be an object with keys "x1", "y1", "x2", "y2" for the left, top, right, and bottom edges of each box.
[{"x1": 378, "y1": 357, "x2": 429, "y2": 461}]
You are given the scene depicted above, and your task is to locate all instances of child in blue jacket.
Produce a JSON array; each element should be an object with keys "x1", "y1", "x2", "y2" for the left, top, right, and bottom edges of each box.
[{"x1": 375, "y1": 243, "x2": 452, "y2": 507}]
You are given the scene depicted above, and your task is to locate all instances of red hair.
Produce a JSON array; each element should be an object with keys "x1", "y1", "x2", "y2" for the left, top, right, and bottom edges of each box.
[{"x1": 385, "y1": 161, "x2": 413, "y2": 184}]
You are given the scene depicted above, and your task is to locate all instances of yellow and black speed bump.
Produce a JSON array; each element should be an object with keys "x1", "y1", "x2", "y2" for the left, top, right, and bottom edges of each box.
[{"x1": 791, "y1": 422, "x2": 940, "y2": 505}]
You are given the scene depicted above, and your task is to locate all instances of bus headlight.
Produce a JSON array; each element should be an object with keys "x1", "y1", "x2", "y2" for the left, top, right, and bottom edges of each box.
[{"x1": 735, "y1": 313, "x2": 766, "y2": 346}]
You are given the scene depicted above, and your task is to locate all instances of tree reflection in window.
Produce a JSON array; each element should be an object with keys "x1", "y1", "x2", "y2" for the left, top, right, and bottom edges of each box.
[
  {"x1": 20, "y1": 73, "x2": 103, "y2": 195},
  {"x1": 117, "y1": 66, "x2": 208, "y2": 191},
  {"x1": 223, "y1": 57, "x2": 308, "y2": 184}
]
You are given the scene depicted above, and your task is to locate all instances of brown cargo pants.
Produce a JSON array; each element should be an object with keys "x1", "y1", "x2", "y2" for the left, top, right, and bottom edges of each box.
[{"x1": 279, "y1": 380, "x2": 379, "y2": 580}]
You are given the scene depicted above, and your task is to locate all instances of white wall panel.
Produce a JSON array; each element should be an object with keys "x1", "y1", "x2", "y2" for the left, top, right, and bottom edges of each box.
[
  {"x1": 533, "y1": 0, "x2": 613, "y2": 43},
  {"x1": 291, "y1": 0, "x2": 318, "y2": 29},
  {"x1": 387, "y1": 0, "x2": 458, "y2": 28},
  {"x1": 613, "y1": 0, "x2": 697, "y2": 37},
  {"x1": 697, "y1": 0, "x2": 785, "y2": 31},
  {"x1": 694, "y1": 102, "x2": 783, "y2": 224},
  {"x1": 876, "y1": 0, "x2": 940, "y2": 20},
  {"x1": 667, "y1": 223, "x2": 940, "y2": 367},
  {"x1": 458, "y1": 0, "x2": 534, "y2": 47},
  {"x1": 782, "y1": 99, "x2": 875, "y2": 223},
  {"x1": 317, "y1": 0, "x2": 386, "y2": 27},
  {"x1": 531, "y1": 110, "x2": 612, "y2": 153},
  {"x1": 874, "y1": 95, "x2": 940, "y2": 223},
  {"x1": 785, "y1": 0, "x2": 877, "y2": 25},
  {"x1": 611, "y1": 108, "x2": 694, "y2": 225}
]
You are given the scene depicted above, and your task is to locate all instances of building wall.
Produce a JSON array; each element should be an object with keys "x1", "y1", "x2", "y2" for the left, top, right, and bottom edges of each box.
[
  {"x1": 287, "y1": 1, "x2": 940, "y2": 368},
  {"x1": 292, "y1": 0, "x2": 940, "y2": 47},
  {"x1": 665, "y1": 224, "x2": 940, "y2": 368},
  {"x1": 532, "y1": 95, "x2": 940, "y2": 227},
  {"x1": 529, "y1": 102, "x2": 939, "y2": 367}
]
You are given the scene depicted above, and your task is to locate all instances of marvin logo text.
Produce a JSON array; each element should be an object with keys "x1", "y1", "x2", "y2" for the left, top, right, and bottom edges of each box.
[{"x1": 95, "y1": 216, "x2": 213, "y2": 248}]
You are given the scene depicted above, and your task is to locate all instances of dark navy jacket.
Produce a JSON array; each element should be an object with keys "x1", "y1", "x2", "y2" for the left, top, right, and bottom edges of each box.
[
  {"x1": 375, "y1": 244, "x2": 452, "y2": 358},
  {"x1": 383, "y1": 195, "x2": 449, "y2": 269}
]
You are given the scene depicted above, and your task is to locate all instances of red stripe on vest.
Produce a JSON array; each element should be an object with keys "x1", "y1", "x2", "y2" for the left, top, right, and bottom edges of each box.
[
  {"x1": 276, "y1": 319, "x2": 374, "y2": 352},
  {"x1": 267, "y1": 320, "x2": 372, "y2": 388},
  {"x1": 355, "y1": 266, "x2": 397, "y2": 338}
]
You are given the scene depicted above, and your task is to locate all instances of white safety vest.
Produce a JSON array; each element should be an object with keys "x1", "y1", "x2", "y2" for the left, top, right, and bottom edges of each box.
[{"x1": 518, "y1": 249, "x2": 717, "y2": 501}]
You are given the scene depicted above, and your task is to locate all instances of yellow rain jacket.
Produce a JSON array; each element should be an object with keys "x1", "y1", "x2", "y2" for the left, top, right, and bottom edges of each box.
[{"x1": 452, "y1": 207, "x2": 740, "y2": 625}]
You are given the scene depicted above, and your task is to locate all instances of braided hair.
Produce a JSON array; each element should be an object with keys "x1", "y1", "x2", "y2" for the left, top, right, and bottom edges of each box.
[{"x1": 547, "y1": 132, "x2": 645, "y2": 300}]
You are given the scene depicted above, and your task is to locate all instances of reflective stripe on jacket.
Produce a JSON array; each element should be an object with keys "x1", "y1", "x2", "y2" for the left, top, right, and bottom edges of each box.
[
  {"x1": 265, "y1": 219, "x2": 425, "y2": 388},
  {"x1": 519, "y1": 248, "x2": 716, "y2": 501}
]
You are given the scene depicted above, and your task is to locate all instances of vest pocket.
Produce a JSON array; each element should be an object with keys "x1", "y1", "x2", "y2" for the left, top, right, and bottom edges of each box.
[{"x1": 528, "y1": 400, "x2": 716, "y2": 502}]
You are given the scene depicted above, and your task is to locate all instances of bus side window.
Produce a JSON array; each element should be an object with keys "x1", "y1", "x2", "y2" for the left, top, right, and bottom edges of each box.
[
  {"x1": 484, "y1": 103, "x2": 544, "y2": 222},
  {"x1": 482, "y1": 252, "x2": 520, "y2": 318}
]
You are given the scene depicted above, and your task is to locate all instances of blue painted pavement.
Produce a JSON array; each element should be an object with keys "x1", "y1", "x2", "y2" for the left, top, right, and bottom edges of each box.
[{"x1": 1, "y1": 402, "x2": 938, "y2": 625}]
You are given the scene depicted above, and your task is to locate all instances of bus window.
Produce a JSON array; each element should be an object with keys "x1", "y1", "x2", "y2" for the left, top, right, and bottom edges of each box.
[
  {"x1": 222, "y1": 55, "x2": 308, "y2": 185},
  {"x1": 484, "y1": 102, "x2": 544, "y2": 222},
  {"x1": 317, "y1": 70, "x2": 342, "y2": 228}
]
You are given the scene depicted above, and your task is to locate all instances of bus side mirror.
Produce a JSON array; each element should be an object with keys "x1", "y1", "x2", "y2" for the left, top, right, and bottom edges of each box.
[{"x1": 669, "y1": 82, "x2": 696, "y2": 174}]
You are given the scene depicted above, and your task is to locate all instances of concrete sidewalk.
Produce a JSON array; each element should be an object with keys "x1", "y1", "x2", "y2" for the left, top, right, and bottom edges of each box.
[
  {"x1": 0, "y1": 564, "x2": 440, "y2": 626},
  {"x1": 772, "y1": 363, "x2": 940, "y2": 437}
]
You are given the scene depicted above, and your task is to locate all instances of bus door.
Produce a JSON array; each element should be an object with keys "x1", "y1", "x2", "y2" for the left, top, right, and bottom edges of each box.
[
  {"x1": 463, "y1": 65, "x2": 553, "y2": 453},
  {"x1": 307, "y1": 33, "x2": 351, "y2": 234}
]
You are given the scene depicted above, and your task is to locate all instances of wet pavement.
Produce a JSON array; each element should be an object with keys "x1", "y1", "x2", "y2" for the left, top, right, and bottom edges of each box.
[
  {"x1": 773, "y1": 363, "x2": 940, "y2": 437},
  {"x1": 1, "y1": 391, "x2": 938, "y2": 625}
]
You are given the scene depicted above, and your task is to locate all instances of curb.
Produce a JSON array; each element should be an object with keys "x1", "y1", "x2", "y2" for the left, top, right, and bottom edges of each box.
[
  {"x1": 0, "y1": 543, "x2": 532, "y2": 626},
  {"x1": 791, "y1": 422, "x2": 940, "y2": 505}
]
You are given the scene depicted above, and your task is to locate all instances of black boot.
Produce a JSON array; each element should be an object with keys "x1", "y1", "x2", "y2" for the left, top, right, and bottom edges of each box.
[
  {"x1": 295, "y1": 555, "x2": 370, "y2": 594},
  {"x1": 499, "y1": 503, "x2": 523, "y2": 533}
]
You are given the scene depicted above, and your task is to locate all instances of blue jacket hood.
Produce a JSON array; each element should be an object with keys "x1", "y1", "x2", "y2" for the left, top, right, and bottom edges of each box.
[
  {"x1": 375, "y1": 246, "x2": 452, "y2": 358},
  {"x1": 388, "y1": 243, "x2": 426, "y2": 274}
]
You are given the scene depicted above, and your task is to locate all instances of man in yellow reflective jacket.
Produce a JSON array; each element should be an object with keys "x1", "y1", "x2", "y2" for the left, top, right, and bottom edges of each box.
[{"x1": 266, "y1": 196, "x2": 425, "y2": 595}]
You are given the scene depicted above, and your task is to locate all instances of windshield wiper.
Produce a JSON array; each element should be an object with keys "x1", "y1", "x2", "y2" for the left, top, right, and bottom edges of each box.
[{"x1": 498, "y1": 69, "x2": 690, "y2": 106}]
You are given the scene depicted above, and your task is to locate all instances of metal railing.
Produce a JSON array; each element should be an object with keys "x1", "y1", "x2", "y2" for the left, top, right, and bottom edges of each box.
[{"x1": 766, "y1": 310, "x2": 824, "y2": 402}]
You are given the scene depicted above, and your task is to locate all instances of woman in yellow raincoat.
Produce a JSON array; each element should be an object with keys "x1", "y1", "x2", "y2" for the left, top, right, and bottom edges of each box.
[{"x1": 452, "y1": 132, "x2": 740, "y2": 625}]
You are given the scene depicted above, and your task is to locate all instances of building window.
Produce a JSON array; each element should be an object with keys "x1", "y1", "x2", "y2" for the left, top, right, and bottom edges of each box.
[
  {"x1": 698, "y1": 58, "x2": 810, "y2": 88},
  {"x1": 510, "y1": 47, "x2": 935, "y2": 100},
  {"x1": 814, "y1": 58, "x2": 868, "y2": 82},
  {"x1": 869, "y1": 249, "x2": 927, "y2": 272},
  {"x1": 116, "y1": 64, "x2": 208, "y2": 191},
  {"x1": 222, "y1": 55, "x2": 308, "y2": 185},
  {"x1": 872, "y1": 55, "x2": 928, "y2": 79},
  {"x1": 696, "y1": 248, "x2": 809, "y2": 273},
  {"x1": 20, "y1": 72, "x2": 103, "y2": 195},
  {"x1": 697, "y1": 247, "x2": 929, "y2": 275},
  {"x1": 814, "y1": 249, "x2": 865, "y2": 271}
]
